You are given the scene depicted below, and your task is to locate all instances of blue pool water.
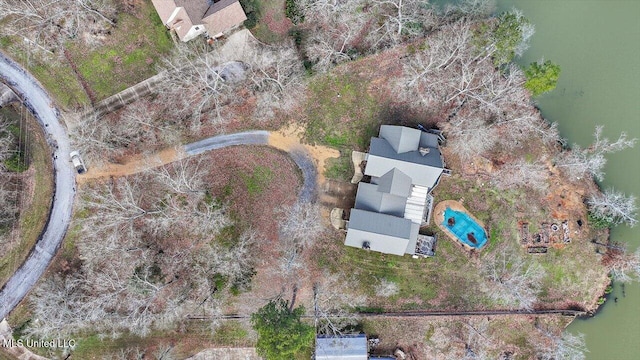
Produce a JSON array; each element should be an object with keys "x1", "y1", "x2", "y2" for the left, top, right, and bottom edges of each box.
[{"x1": 442, "y1": 207, "x2": 488, "y2": 249}]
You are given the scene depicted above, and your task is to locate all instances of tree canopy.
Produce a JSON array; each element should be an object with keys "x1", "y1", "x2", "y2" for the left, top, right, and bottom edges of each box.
[
  {"x1": 525, "y1": 60, "x2": 561, "y2": 96},
  {"x1": 490, "y1": 10, "x2": 534, "y2": 67},
  {"x1": 251, "y1": 299, "x2": 315, "y2": 360}
]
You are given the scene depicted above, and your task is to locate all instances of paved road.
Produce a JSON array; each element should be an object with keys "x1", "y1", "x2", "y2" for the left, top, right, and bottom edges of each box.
[
  {"x1": 0, "y1": 53, "x2": 76, "y2": 320},
  {"x1": 184, "y1": 131, "x2": 270, "y2": 155},
  {"x1": 287, "y1": 148, "x2": 317, "y2": 203},
  {"x1": 184, "y1": 131, "x2": 317, "y2": 202}
]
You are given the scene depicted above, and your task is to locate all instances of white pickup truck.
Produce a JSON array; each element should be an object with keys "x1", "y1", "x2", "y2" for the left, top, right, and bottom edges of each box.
[{"x1": 69, "y1": 151, "x2": 87, "y2": 174}]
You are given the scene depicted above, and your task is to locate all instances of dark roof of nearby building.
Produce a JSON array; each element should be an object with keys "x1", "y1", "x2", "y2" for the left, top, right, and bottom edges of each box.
[
  {"x1": 174, "y1": 0, "x2": 209, "y2": 22},
  {"x1": 203, "y1": 0, "x2": 238, "y2": 18}
]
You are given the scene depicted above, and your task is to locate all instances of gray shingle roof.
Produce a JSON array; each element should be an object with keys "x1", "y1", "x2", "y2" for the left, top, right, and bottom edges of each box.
[
  {"x1": 354, "y1": 182, "x2": 407, "y2": 218},
  {"x1": 379, "y1": 125, "x2": 421, "y2": 154},
  {"x1": 369, "y1": 136, "x2": 443, "y2": 169},
  {"x1": 377, "y1": 168, "x2": 412, "y2": 197},
  {"x1": 345, "y1": 209, "x2": 413, "y2": 256},
  {"x1": 316, "y1": 335, "x2": 368, "y2": 360},
  {"x1": 404, "y1": 222, "x2": 420, "y2": 255},
  {"x1": 366, "y1": 136, "x2": 443, "y2": 189}
]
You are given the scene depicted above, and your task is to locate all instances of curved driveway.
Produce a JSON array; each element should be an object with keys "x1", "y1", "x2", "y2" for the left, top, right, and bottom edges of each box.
[
  {"x1": 0, "y1": 53, "x2": 76, "y2": 320},
  {"x1": 0, "y1": 54, "x2": 321, "y2": 320}
]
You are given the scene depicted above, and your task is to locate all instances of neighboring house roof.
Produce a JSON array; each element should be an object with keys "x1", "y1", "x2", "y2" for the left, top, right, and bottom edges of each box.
[
  {"x1": 315, "y1": 334, "x2": 368, "y2": 360},
  {"x1": 151, "y1": 0, "x2": 246, "y2": 41},
  {"x1": 345, "y1": 209, "x2": 419, "y2": 256},
  {"x1": 203, "y1": 1, "x2": 247, "y2": 36}
]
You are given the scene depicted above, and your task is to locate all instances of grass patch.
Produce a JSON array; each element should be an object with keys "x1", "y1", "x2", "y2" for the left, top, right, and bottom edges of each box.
[
  {"x1": 70, "y1": 2, "x2": 173, "y2": 100},
  {"x1": 0, "y1": 111, "x2": 53, "y2": 286},
  {"x1": 241, "y1": 165, "x2": 274, "y2": 196},
  {"x1": 213, "y1": 321, "x2": 250, "y2": 345},
  {"x1": 245, "y1": 0, "x2": 292, "y2": 44},
  {"x1": 324, "y1": 154, "x2": 353, "y2": 181},
  {"x1": 25, "y1": 53, "x2": 90, "y2": 108},
  {"x1": 305, "y1": 73, "x2": 382, "y2": 151},
  {"x1": 337, "y1": 246, "x2": 441, "y2": 307}
]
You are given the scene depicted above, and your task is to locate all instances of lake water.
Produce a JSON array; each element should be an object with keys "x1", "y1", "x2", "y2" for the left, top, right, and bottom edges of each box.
[{"x1": 496, "y1": 1, "x2": 640, "y2": 359}]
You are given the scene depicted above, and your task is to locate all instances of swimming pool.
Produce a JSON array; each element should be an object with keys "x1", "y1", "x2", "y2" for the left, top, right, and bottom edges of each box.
[{"x1": 442, "y1": 207, "x2": 488, "y2": 249}]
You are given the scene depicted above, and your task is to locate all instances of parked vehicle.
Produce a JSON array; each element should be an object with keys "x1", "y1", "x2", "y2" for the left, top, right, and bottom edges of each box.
[{"x1": 69, "y1": 151, "x2": 87, "y2": 174}]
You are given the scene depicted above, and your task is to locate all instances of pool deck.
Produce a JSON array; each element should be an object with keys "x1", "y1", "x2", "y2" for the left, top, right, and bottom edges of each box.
[{"x1": 434, "y1": 200, "x2": 487, "y2": 251}]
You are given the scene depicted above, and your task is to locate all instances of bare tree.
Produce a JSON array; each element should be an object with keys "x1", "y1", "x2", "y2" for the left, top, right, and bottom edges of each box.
[
  {"x1": 0, "y1": 179, "x2": 18, "y2": 231},
  {"x1": 277, "y1": 200, "x2": 324, "y2": 287},
  {"x1": 0, "y1": 0, "x2": 116, "y2": 51},
  {"x1": 314, "y1": 273, "x2": 366, "y2": 335},
  {"x1": 248, "y1": 43, "x2": 305, "y2": 119},
  {"x1": 537, "y1": 331, "x2": 588, "y2": 360},
  {"x1": 439, "y1": 0, "x2": 496, "y2": 22},
  {"x1": 0, "y1": 115, "x2": 13, "y2": 166},
  {"x1": 149, "y1": 158, "x2": 206, "y2": 195},
  {"x1": 25, "y1": 161, "x2": 245, "y2": 338},
  {"x1": 459, "y1": 319, "x2": 493, "y2": 360},
  {"x1": 491, "y1": 159, "x2": 549, "y2": 191},
  {"x1": 368, "y1": 0, "x2": 435, "y2": 46},
  {"x1": 161, "y1": 45, "x2": 236, "y2": 130},
  {"x1": 557, "y1": 126, "x2": 636, "y2": 181},
  {"x1": 602, "y1": 246, "x2": 640, "y2": 283},
  {"x1": 587, "y1": 188, "x2": 637, "y2": 228},
  {"x1": 448, "y1": 115, "x2": 501, "y2": 161},
  {"x1": 0, "y1": 116, "x2": 17, "y2": 231},
  {"x1": 279, "y1": 200, "x2": 324, "y2": 248},
  {"x1": 80, "y1": 166, "x2": 228, "y2": 238},
  {"x1": 70, "y1": 102, "x2": 175, "y2": 166},
  {"x1": 299, "y1": 0, "x2": 368, "y2": 72},
  {"x1": 482, "y1": 250, "x2": 545, "y2": 310}
]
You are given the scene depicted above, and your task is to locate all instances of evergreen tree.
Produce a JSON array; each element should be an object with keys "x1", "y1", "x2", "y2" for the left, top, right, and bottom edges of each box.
[
  {"x1": 525, "y1": 60, "x2": 561, "y2": 96},
  {"x1": 251, "y1": 299, "x2": 315, "y2": 360}
]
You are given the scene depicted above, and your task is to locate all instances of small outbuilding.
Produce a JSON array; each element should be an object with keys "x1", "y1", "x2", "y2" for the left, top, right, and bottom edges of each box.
[{"x1": 316, "y1": 334, "x2": 368, "y2": 360}]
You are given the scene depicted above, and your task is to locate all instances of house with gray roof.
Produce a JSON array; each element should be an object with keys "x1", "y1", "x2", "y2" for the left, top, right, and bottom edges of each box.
[
  {"x1": 152, "y1": 0, "x2": 247, "y2": 42},
  {"x1": 344, "y1": 125, "x2": 446, "y2": 256}
]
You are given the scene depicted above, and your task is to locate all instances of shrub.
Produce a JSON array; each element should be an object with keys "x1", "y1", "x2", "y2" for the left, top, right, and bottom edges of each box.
[
  {"x1": 240, "y1": 0, "x2": 260, "y2": 29},
  {"x1": 285, "y1": 0, "x2": 304, "y2": 25}
]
